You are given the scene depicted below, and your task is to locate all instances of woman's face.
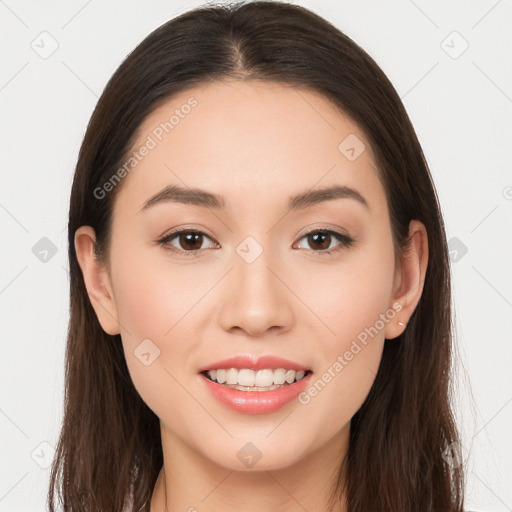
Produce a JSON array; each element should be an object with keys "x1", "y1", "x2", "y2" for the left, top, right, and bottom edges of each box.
[{"x1": 92, "y1": 80, "x2": 407, "y2": 471}]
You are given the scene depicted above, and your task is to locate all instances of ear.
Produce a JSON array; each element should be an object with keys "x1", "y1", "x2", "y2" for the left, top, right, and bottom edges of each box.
[
  {"x1": 385, "y1": 220, "x2": 429, "y2": 340},
  {"x1": 74, "y1": 226, "x2": 120, "y2": 335}
]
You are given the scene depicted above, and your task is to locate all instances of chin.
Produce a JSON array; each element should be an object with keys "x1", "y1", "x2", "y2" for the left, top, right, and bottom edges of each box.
[{"x1": 200, "y1": 437, "x2": 311, "y2": 473}]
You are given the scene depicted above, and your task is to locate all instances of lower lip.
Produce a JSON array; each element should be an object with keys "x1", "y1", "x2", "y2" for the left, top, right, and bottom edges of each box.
[{"x1": 199, "y1": 372, "x2": 312, "y2": 415}]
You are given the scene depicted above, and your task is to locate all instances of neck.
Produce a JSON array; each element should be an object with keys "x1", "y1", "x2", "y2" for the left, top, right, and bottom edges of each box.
[{"x1": 150, "y1": 423, "x2": 349, "y2": 512}]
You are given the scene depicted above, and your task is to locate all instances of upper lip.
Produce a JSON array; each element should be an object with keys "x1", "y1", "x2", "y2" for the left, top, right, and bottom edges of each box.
[{"x1": 198, "y1": 355, "x2": 310, "y2": 373}]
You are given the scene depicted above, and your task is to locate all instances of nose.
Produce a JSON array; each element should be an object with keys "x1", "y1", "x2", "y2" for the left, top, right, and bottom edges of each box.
[{"x1": 217, "y1": 246, "x2": 295, "y2": 337}]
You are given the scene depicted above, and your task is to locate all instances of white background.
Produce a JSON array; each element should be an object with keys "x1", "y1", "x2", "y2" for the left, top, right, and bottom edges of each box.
[{"x1": 1, "y1": 0, "x2": 511, "y2": 510}]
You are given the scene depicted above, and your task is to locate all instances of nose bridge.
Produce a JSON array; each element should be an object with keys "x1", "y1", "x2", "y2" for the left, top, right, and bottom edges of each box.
[{"x1": 217, "y1": 234, "x2": 294, "y2": 336}]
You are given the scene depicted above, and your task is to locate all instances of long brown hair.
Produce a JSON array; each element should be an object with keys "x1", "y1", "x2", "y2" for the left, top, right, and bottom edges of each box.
[{"x1": 48, "y1": 2, "x2": 465, "y2": 510}]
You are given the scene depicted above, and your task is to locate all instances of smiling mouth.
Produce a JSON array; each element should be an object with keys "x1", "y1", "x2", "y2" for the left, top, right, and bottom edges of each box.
[{"x1": 200, "y1": 368, "x2": 313, "y2": 392}]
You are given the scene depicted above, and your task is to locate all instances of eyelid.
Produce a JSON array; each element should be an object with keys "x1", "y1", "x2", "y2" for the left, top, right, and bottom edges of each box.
[
  {"x1": 294, "y1": 222, "x2": 352, "y2": 240},
  {"x1": 158, "y1": 224, "x2": 217, "y2": 241}
]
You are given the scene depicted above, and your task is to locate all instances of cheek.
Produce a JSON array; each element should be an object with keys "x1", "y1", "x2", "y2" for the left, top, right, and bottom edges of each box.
[
  {"x1": 291, "y1": 235, "x2": 395, "y2": 430},
  {"x1": 107, "y1": 244, "x2": 183, "y2": 401},
  {"x1": 292, "y1": 245, "x2": 396, "y2": 354},
  {"x1": 109, "y1": 243, "x2": 223, "y2": 416},
  {"x1": 110, "y1": 238, "x2": 213, "y2": 342},
  {"x1": 113, "y1": 264, "x2": 172, "y2": 342}
]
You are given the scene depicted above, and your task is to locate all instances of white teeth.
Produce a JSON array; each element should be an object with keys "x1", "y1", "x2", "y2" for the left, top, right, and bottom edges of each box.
[
  {"x1": 237, "y1": 369, "x2": 255, "y2": 386},
  {"x1": 216, "y1": 369, "x2": 226, "y2": 384},
  {"x1": 285, "y1": 370, "x2": 295, "y2": 384},
  {"x1": 295, "y1": 370, "x2": 305, "y2": 381},
  {"x1": 273, "y1": 368, "x2": 286, "y2": 385},
  {"x1": 206, "y1": 367, "x2": 309, "y2": 387},
  {"x1": 255, "y1": 369, "x2": 274, "y2": 387},
  {"x1": 226, "y1": 368, "x2": 238, "y2": 385}
]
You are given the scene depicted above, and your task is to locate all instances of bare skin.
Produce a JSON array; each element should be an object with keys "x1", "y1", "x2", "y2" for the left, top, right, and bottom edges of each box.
[{"x1": 75, "y1": 80, "x2": 428, "y2": 511}]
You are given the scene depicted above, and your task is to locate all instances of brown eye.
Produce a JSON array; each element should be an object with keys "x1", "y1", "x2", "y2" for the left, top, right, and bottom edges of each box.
[
  {"x1": 306, "y1": 232, "x2": 332, "y2": 250},
  {"x1": 177, "y1": 231, "x2": 204, "y2": 251},
  {"x1": 158, "y1": 229, "x2": 218, "y2": 255},
  {"x1": 295, "y1": 229, "x2": 354, "y2": 254}
]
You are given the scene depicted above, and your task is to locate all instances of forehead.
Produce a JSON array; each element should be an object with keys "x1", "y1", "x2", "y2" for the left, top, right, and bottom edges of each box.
[{"x1": 117, "y1": 80, "x2": 386, "y2": 214}]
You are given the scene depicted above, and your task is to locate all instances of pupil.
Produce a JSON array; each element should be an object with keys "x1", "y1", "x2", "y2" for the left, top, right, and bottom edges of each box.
[
  {"x1": 310, "y1": 232, "x2": 330, "y2": 250},
  {"x1": 181, "y1": 232, "x2": 202, "y2": 250}
]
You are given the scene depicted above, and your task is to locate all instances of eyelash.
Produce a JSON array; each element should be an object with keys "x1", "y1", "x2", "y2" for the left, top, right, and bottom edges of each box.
[{"x1": 156, "y1": 227, "x2": 354, "y2": 257}]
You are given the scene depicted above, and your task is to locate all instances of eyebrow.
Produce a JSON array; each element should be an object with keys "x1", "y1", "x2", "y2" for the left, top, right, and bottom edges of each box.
[{"x1": 140, "y1": 184, "x2": 368, "y2": 212}]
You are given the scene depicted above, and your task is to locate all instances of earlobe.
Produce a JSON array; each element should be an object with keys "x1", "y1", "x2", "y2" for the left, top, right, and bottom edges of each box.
[
  {"x1": 74, "y1": 226, "x2": 121, "y2": 335},
  {"x1": 385, "y1": 220, "x2": 429, "y2": 340}
]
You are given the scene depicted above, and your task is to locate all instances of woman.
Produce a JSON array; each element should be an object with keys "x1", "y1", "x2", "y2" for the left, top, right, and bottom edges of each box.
[{"x1": 48, "y1": 2, "x2": 465, "y2": 510}]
